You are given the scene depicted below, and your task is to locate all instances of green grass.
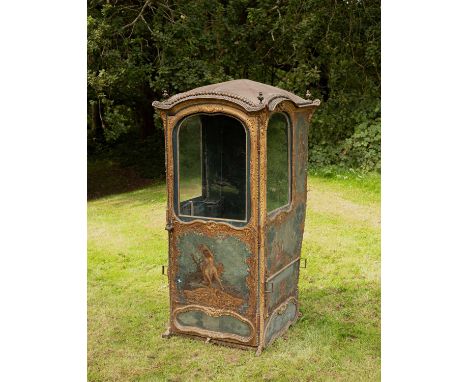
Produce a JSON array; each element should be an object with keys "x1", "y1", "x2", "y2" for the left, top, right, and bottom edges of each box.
[{"x1": 88, "y1": 172, "x2": 381, "y2": 381}]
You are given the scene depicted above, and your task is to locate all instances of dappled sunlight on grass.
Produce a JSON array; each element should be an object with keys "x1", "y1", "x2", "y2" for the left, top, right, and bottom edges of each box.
[{"x1": 88, "y1": 173, "x2": 380, "y2": 381}]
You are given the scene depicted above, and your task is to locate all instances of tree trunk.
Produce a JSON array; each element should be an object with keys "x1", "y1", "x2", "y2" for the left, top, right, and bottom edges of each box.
[{"x1": 91, "y1": 101, "x2": 105, "y2": 142}]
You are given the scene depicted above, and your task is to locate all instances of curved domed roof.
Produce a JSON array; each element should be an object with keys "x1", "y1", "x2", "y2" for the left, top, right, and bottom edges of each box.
[{"x1": 152, "y1": 79, "x2": 320, "y2": 112}]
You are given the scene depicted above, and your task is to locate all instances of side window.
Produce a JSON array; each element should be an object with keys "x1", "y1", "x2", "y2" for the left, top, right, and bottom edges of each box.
[
  {"x1": 177, "y1": 114, "x2": 248, "y2": 222},
  {"x1": 267, "y1": 113, "x2": 291, "y2": 213}
]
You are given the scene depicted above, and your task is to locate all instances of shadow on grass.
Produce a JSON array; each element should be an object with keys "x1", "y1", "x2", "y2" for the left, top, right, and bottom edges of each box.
[{"x1": 88, "y1": 159, "x2": 161, "y2": 200}]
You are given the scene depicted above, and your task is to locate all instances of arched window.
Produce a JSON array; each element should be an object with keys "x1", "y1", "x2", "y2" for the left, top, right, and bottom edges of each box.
[
  {"x1": 267, "y1": 113, "x2": 291, "y2": 213},
  {"x1": 176, "y1": 114, "x2": 248, "y2": 222}
]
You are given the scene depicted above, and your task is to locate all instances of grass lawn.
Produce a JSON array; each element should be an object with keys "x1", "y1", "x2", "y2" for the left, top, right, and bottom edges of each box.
[{"x1": 88, "y1": 170, "x2": 381, "y2": 382}]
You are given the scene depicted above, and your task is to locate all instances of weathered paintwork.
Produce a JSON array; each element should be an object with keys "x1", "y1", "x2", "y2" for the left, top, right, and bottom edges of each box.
[
  {"x1": 176, "y1": 309, "x2": 252, "y2": 338},
  {"x1": 153, "y1": 80, "x2": 319, "y2": 353},
  {"x1": 266, "y1": 204, "x2": 306, "y2": 275},
  {"x1": 263, "y1": 110, "x2": 309, "y2": 343},
  {"x1": 175, "y1": 232, "x2": 252, "y2": 314},
  {"x1": 266, "y1": 262, "x2": 300, "y2": 312},
  {"x1": 264, "y1": 298, "x2": 298, "y2": 346}
]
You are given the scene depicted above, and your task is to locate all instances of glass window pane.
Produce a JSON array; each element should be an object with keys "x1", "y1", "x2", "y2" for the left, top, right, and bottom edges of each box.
[
  {"x1": 179, "y1": 116, "x2": 202, "y2": 204},
  {"x1": 177, "y1": 114, "x2": 247, "y2": 221},
  {"x1": 267, "y1": 113, "x2": 290, "y2": 212}
]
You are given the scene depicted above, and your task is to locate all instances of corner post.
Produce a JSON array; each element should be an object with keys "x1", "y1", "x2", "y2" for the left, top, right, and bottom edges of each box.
[{"x1": 256, "y1": 108, "x2": 269, "y2": 355}]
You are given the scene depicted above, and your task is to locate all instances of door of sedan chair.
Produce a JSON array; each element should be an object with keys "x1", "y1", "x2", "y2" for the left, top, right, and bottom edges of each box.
[{"x1": 167, "y1": 110, "x2": 259, "y2": 347}]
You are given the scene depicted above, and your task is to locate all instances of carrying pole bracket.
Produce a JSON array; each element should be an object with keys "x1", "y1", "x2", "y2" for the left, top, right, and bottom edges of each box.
[{"x1": 300, "y1": 258, "x2": 307, "y2": 269}]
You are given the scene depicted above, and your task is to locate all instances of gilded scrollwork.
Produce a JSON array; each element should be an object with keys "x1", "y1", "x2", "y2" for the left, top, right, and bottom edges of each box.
[{"x1": 173, "y1": 305, "x2": 255, "y2": 343}]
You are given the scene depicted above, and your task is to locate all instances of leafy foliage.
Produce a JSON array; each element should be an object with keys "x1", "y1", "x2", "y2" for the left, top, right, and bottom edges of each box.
[
  {"x1": 341, "y1": 118, "x2": 381, "y2": 172},
  {"x1": 87, "y1": 0, "x2": 380, "y2": 174}
]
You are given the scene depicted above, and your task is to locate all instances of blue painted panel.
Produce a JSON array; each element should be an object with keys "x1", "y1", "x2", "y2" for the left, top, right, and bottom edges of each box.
[
  {"x1": 176, "y1": 310, "x2": 252, "y2": 338},
  {"x1": 266, "y1": 203, "x2": 305, "y2": 274},
  {"x1": 267, "y1": 262, "x2": 299, "y2": 312},
  {"x1": 264, "y1": 299, "x2": 297, "y2": 346}
]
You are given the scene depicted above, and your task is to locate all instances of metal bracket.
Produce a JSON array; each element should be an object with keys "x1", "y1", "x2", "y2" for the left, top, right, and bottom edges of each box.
[
  {"x1": 165, "y1": 223, "x2": 174, "y2": 232},
  {"x1": 300, "y1": 258, "x2": 307, "y2": 269},
  {"x1": 265, "y1": 281, "x2": 274, "y2": 293}
]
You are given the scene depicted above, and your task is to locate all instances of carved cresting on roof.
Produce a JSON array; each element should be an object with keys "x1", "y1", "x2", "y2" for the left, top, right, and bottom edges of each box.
[{"x1": 152, "y1": 79, "x2": 321, "y2": 112}]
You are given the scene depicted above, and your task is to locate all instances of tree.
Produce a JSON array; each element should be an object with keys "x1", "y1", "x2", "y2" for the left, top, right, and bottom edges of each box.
[{"x1": 87, "y1": 0, "x2": 381, "y2": 172}]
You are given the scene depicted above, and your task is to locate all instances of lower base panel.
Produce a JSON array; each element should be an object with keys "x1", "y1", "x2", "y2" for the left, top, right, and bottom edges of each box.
[{"x1": 162, "y1": 311, "x2": 300, "y2": 355}]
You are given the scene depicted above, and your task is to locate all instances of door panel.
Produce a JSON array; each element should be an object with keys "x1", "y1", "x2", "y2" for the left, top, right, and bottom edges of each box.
[
  {"x1": 168, "y1": 221, "x2": 258, "y2": 345},
  {"x1": 165, "y1": 106, "x2": 259, "y2": 346}
]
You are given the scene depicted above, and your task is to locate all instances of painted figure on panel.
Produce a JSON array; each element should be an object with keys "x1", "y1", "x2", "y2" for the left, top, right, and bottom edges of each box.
[
  {"x1": 199, "y1": 244, "x2": 224, "y2": 290},
  {"x1": 185, "y1": 243, "x2": 243, "y2": 311}
]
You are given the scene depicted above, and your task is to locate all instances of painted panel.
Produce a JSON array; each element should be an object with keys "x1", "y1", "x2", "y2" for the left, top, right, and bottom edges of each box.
[
  {"x1": 266, "y1": 203, "x2": 306, "y2": 274},
  {"x1": 175, "y1": 232, "x2": 252, "y2": 314},
  {"x1": 266, "y1": 261, "x2": 299, "y2": 312},
  {"x1": 265, "y1": 110, "x2": 309, "y2": 315},
  {"x1": 264, "y1": 299, "x2": 298, "y2": 346},
  {"x1": 175, "y1": 310, "x2": 252, "y2": 339}
]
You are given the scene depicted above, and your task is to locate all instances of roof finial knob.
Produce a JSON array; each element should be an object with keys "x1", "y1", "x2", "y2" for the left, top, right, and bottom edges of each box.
[
  {"x1": 257, "y1": 91, "x2": 264, "y2": 104},
  {"x1": 306, "y1": 89, "x2": 311, "y2": 99},
  {"x1": 162, "y1": 89, "x2": 169, "y2": 99}
]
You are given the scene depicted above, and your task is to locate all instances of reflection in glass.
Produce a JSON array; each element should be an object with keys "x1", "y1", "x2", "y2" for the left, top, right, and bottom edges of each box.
[
  {"x1": 177, "y1": 114, "x2": 247, "y2": 221},
  {"x1": 179, "y1": 116, "x2": 202, "y2": 203},
  {"x1": 267, "y1": 113, "x2": 290, "y2": 212}
]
